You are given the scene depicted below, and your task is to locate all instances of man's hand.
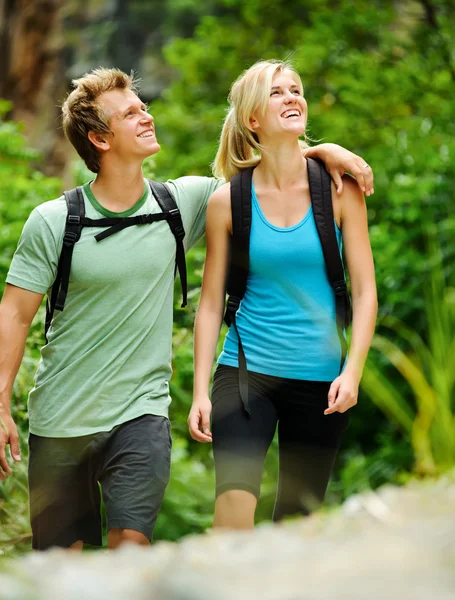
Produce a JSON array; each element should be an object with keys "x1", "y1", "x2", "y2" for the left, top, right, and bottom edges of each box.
[
  {"x1": 0, "y1": 412, "x2": 21, "y2": 480},
  {"x1": 188, "y1": 397, "x2": 213, "y2": 443},
  {"x1": 305, "y1": 143, "x2": 374, "y2": 197},
  {"x1": 324, "y1": 369, "x2": 360, "y2": 415}
]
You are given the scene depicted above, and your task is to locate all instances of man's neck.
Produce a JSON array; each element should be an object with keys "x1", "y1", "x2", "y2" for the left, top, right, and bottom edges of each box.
[{"x1": 90, "y1": 165, "x2": 146, "y2": 213}]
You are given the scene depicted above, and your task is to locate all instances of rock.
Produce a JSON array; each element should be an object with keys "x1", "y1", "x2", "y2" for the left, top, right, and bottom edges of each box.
[{"x1": 0, "y1": 475, "x2": 454, "y2": 600}]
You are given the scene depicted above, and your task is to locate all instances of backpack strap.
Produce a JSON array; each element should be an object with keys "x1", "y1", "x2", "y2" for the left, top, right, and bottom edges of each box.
[
  {"x1": 306, "y1": 157, "x2": 352, "y2": 372},
  {"x1": 148, "y1": 180, "x2": 187, "y2": 308},
  {"x1": 45, "y1": 187, "x2": 85, "y2": 340},
  {"x1": 45, "y1": 181, "x2": 188, "y2": 341},
  {"x1": 224, "y1": 167, "x2": 254, "y2": 414}
]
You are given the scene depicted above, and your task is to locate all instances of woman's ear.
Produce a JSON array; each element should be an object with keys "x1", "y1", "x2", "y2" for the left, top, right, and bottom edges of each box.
[
  {"x1": 88, "y1": 131, "x2": 110, "y2": 152},
  {"x1": 249, "y1": 117, "x2": 259, "y2": 131}
]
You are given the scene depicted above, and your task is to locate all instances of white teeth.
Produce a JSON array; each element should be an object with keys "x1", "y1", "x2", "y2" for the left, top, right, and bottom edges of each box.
[
  {"x1": 282, "y1": 110, "x2": 300, "y2": 118},
  {"x1": 138, "y1": 131, "x2": 154, "y2": 138}
]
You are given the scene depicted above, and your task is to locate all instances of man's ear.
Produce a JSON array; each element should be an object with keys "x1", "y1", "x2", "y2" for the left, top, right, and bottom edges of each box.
[{"x1": 88, "y1": 131, "x2": 110, "y2": 152}]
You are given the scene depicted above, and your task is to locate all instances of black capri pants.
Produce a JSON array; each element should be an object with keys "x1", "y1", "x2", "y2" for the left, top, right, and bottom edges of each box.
[{"x1": 211, "y1": 365, "x2": 350, "y2": 521}]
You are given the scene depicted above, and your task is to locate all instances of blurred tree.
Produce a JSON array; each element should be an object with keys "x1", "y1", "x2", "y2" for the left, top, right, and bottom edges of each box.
[{"x1": 0, "y1": 0, "x2": 68, "y2": 176}]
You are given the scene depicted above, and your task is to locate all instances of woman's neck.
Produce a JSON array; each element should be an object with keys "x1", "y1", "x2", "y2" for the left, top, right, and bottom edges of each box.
[{"x1": 253, "y1": 139, "x2": 306, "y2": 190}]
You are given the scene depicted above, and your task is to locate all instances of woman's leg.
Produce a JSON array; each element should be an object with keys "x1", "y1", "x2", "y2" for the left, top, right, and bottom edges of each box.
[
  {"x1": 211, "y1": 365, "x2": 278, "y2": 529},
  {"x1": 273, "y1": 379, "x2": 350, "y2": 521},
  {"x1": 214, "y1": 490, "x2": 258, "y2": 529}
]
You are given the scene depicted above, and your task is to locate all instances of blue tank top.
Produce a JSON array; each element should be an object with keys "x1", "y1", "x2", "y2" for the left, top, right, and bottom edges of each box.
[{"x1": 218, "y1": 182, "x2": 344, "y2": 381}]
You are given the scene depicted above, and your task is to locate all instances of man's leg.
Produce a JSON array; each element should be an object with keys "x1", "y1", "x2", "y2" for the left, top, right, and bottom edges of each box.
[
  {"x1": 108, "y1": 528, "x2": 149, "y2": 548},
  {"x1": 99, "y1": 414, "x2": 171, "y2": 548},
  {"x1": 28, "y1": 433, "x2": 102, "y2": 550}
]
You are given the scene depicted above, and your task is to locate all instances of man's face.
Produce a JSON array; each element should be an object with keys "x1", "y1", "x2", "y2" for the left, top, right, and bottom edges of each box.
[{"x1": 96, "y1": 88, "x2": 160, "y2": 162}]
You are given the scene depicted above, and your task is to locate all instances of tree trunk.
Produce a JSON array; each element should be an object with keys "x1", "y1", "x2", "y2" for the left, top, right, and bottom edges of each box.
[{"x1": 0, "y1": 0, "x2": 69, "y2": 177}]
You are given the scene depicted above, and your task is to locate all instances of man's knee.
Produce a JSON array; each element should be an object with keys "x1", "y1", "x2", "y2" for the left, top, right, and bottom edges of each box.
[{"x1": 108, "y1": 528, "x2": 150, "y2": 549}]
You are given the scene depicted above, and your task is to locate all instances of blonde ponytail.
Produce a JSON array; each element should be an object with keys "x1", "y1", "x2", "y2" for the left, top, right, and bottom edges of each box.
[{"x1": 212, "y1": 108, "x2": 261, "y2": 181}]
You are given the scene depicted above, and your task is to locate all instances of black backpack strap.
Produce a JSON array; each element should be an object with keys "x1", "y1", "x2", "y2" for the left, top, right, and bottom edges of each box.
[
  {"x1": 45, "y1": 187, "x2": 85, "y2": 340},
  {"x1": 147, "y1": 180, "x2": 187, "y2": 308},
  {"x1": 90, "y1": 212, "x2": 170, "y2": 241},
  {"x1": 307, "y1": 157, "x2": 352, "y2": 372},
  {"x1": 224, "y1": 167, "x2": 254, "y2": 414}
]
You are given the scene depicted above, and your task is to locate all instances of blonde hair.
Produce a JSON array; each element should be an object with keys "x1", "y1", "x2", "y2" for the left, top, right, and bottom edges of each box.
[
  {"x1": 213, "y1": 60, "x2": 309, "y2": 181},
  {"x1": 62, "y1": 68, "x2": 139, "y2": 173}
]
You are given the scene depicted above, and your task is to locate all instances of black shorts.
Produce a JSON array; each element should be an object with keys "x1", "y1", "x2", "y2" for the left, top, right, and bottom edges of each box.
[
  {"x1": 28, "y1": 414, "x2": 171, "y2": 550},
  {"x1": 211, "y1": 365, "x2": 350, "y2": 520}
]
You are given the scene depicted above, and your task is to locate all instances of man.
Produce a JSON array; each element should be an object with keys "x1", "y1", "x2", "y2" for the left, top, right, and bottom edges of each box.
[{"x1": 0, "y1": 68, "x2": 373, "y2": 550}]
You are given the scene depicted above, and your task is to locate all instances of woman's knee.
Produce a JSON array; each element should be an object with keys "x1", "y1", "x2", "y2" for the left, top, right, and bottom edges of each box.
[{"x1": 214, "y1": 489, "x2": 257, "y2": 529}]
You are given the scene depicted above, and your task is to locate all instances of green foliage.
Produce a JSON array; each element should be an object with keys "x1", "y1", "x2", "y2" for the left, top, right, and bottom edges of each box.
[
  {"x1": 0, "y1": 102, "x2": 61, "y2": 287},
  {"x1": 0, "y1": 459, "x2": 31, "y2": 556},
  {"x1": 362, "y1": 234, "x2": 455, "y2": 475}
]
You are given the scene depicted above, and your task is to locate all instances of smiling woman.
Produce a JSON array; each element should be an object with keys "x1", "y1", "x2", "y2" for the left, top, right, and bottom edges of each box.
[{"x1": 188, "y1": 59, "x2": 378, "y2": 529}]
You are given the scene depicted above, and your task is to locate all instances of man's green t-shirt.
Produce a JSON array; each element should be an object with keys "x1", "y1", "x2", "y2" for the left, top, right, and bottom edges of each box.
[{"x1": 6, "y1": 176, "x2": 221, "y2": 437}]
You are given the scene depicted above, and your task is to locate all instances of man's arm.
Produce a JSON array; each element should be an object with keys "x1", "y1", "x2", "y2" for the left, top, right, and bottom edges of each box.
[
  {"x1": 0, "y1": 284, "x2": 43, "y2": 479},
  {"x1": 305, "y1": 143, "x2": 374, "y2": 197}
]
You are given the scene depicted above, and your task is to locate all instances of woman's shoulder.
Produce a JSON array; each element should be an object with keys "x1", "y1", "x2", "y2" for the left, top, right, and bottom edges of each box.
[
  {"x1": 209, "y1": 181, "x2": 231, "y2": 204},
  {"x1": 207, "y1": 181, "x2": 232, "y2": 230},
  {"x1": 208, "y1": 181, "x2": 232, "y2": 214}
]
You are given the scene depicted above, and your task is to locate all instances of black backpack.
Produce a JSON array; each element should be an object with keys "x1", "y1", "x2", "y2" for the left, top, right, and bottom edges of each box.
[
  {"x1": 45, "y1": 180, "x2": 186, "y2": 340},
  {"x1": 224, "y1": 157, "x2": 352, "y2": 413}
]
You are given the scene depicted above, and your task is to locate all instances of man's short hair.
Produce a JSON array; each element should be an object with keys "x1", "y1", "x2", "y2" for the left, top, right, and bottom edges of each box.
[{"x1": 62, "y1": 68, "x2": 139, "y2": 173}]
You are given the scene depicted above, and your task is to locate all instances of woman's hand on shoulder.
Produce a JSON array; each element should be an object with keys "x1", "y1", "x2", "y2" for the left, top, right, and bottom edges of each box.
[{"x1": 188, "y1": 396, "x2": 213, "y2": 443}]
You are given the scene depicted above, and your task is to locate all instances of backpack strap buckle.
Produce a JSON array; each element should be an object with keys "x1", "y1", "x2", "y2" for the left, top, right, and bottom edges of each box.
[
  {"x1": 137, "y1": 214, "x2": 152, "y2": 225},
  {"x1": 333, "y1": 280, "x2": 347, "y2": 296},
  {"x1": 63, "y1": 230, "x2": 79, "y2": 246},
  {"x1": 227, "y1": 296, "x2": 241, "y2": 312},
  {"x1": 167, "y1": 208, "x2": 185, "y2": 240}
]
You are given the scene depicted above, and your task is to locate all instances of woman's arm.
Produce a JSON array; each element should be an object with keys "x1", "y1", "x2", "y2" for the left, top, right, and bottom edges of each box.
[
  {"x1": 325, "y1": 176, "x2": 378, "y2": 415},
  {"x1": 305, "y1": 143, "x2": 374, "y2": 197},
  {"x1": 188, "y1": 184, "x2": 232, "y2": 442}
]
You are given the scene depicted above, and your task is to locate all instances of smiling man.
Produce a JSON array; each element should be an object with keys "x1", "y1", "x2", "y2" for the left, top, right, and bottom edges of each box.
[{"x1": 0, "y1": 68, "x2": 373, "y2": 551}]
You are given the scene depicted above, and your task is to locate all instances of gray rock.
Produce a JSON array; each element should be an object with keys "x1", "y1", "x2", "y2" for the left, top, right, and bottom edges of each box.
[{"x1": 1, "y1": 475, "x2": 454, "y2": 600}]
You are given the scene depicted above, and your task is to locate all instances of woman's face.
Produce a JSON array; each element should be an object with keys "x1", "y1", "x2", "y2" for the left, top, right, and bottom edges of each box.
[{"x1": 251, "y1": 69, "x2": 307, "y2": 141}]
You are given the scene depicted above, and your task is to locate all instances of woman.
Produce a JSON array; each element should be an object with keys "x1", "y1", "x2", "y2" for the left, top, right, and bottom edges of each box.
[{"x1": 188, "y1": 60, "x2": 377, "y2": 529}]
